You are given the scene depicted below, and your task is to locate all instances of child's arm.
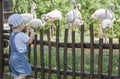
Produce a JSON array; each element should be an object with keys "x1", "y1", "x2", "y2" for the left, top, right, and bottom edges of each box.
[{"x1": 27, "y1": 28, "x2": 34, "y2": 44}]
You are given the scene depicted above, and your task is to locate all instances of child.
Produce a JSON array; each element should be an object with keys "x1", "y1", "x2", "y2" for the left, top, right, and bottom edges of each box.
[{"x1": 8, "y1": 14, "x2": 34, "y2": 79}]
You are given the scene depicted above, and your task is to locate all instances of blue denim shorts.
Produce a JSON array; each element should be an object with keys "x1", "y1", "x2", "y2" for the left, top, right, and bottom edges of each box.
[{"x1": 9, "y1": 54, "x2": 32, "y2": 76}]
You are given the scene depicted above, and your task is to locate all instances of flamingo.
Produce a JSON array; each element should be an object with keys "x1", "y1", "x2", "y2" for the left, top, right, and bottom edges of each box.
[
  {"x1": 91, "y1": 3, "x2": 115, "y2": 41},
  {"x1": 21, "y1": 3, "x2": 37, "y2": 24},
  {"x1": 65, "y1": 3, "x2": 83, "y2": 31},
  {"x1": 91, "y1": 3, "x2": 115, "y2": 21},
  {"x1": 26, "y1": 14, "x2": 46, "y2": 32},
  {"x1": 43, "y1": 9, "x2": 62, "y2": 37},
  {"x1": 101, "y1": 19, "x2": 113, "y2": 42}
]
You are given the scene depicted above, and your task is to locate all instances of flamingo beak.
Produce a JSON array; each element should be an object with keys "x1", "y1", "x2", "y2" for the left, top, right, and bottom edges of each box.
[{"x1": 90, "y1": 14, "x2": 96, "y2": 19}]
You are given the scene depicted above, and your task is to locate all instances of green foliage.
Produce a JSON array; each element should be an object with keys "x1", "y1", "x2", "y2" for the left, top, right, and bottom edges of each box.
[{"x1": 12, "y1": 0, "x2": 120, "y2": 38}]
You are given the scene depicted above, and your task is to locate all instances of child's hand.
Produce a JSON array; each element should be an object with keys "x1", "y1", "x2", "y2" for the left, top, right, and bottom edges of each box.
[
  {"x1": 26, "y1": 28, "x2": 34, "y2": 44},
  {"x1": 29, "y1": 28, "x2": 34, "y2": 34},
  {"x1": 25, "y1": 28, "x2": 34, "y2": 34},
  {"x1": 26, "y1": 27, "x2": 30, "y2": 33}
]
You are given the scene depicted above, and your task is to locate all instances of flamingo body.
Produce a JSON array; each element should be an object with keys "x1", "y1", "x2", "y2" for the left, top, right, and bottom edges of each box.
[
  {"x1": 26, "y1": 19, "x2": 45, "y2": 28},
  {"x1": 65, "y1": 8, "x2": 83, "y2": 30},
  {"x1": 91, "y1": 9, "x2": 114, "y2": 21},
  {"x1": 26, "y1": 15, "x2": 46, "y2": 28},
  {"x1": 45, "y1": 9, "x2": 62, "y2": 21},
  {"x1": 66, "y1": 10, "x2": 81, "y2": 24},
  {"x1": 21, "y1": 13, "x2": 33, "y2": 24},
  {"x1": 102, "y1": 19, "x2": 113, "y2": 29}
]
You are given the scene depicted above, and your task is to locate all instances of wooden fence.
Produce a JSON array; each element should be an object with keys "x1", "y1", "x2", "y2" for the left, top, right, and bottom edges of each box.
[
  {"x1": 1, "y1": 0, "x2": 120, "y2": 79},
  {"x1": 2, "y1": 24, "x2": 120, "y2": 79}
]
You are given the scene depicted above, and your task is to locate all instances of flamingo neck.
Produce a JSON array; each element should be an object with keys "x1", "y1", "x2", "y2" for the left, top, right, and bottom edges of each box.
[
  {"x1": 41, "y1": 18, "x2": 46, "y2": 26},
  {"x1": 108, "y1": 8, "x2": 114, "y2": 20},
  {"x1": 31, "y1": 8, "x2": 37, "y2": 19}
]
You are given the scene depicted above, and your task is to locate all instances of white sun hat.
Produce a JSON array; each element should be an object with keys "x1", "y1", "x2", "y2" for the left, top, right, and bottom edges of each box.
[{"x1": 8, "y1": 14, "x2": 24, "y2": 28}]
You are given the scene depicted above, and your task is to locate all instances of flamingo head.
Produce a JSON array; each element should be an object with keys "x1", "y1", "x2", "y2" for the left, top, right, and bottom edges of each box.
[
  {"x1": 71, "y1": 0, "x2": 76, "y2": 6},
  {"x1": 91, "y1": 14, "x2": 98, "y2": 19},
  {"x1": 108, "y1": 3, "x2": 115, "y2": 11},
  {"x1": 90, "y1": 14, "x2": 95, "y2": 19},
  {"x1": 40, "y1": 14, "x2": 46, "y2": 21},
  {"x1": 76, "y1": 3, "x2": 81, "y2": 10},
  {"x1": 31, "y1": 3, "x2": 37, "y2": 10}
]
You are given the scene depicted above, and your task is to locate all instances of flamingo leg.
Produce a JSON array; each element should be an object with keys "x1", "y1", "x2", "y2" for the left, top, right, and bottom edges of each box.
[
  {"x1": 72, "y1": 24, "x2": 76, "y2": 31},
  {"x1": 36, "y1": 27, "x2": 37, "y2": 33},
  {"x1": 51, "y1": 23, "x2": 54, "y2": 37},
  {"x1": 103, "y1": 29, "x2": 108, "y2": 43},
  {"x1": 68, "y1": 23, "x2": 72, "y2": 36},
  {"x1": 112, "y1": 25, "x2": 114, "y2": 37},
  {"x1": 72, "y1": 23, "x2": 74, "y2": 31},
  {"x1": 98, "y1": 21, "x2": 103, "y2": 38},
  {"x1": 50, "y1": 24, "x2": 52, "y2": 38},
  {"x1": 68, "y1": 23, "x2": 72, "y2": 30},
  {"x1": 68, "y1": 23, "x2": 70, "y2": 28},
  {"x1": 50, "y1": 22, "x2": 54, "y2": 39},
  {"x1": 68, "y1": 23, "x2": 73, "y2": 38}
]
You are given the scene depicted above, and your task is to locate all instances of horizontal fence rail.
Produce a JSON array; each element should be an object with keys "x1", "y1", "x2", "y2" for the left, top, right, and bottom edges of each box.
[
  {"x1": 3, "y1": 24, "x2": 120, "y2": 79},
  {"x1": 30, "y1": 66, "x2": 118, "y2": 79},
  {"x1": 3, "y1": 35, "x2": 120, "y2": 49}
]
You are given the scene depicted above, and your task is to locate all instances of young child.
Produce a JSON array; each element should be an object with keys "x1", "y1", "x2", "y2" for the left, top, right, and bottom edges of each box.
[{"x1": 8, "y1": 14, "x2": 34, "y2": 79}]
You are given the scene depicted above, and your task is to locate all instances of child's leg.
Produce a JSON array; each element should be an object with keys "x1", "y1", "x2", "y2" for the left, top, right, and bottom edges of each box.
[{"x1": 17, "y1": 75, "x2": 26, "y2": 79}]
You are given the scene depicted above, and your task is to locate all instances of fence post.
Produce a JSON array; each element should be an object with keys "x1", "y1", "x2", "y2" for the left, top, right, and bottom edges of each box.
[
  {"x1": 89, "y1": 24, "x2": 94, "y2": 79},
  {"x1": 63, "y1": 28, "x2": 68, "y2": 79},
  {"x1": 40, "y1": 29, "x2": 44, "y2": 79},
  {"x1": 34, "y1": 35, "x2": 37, "y2": 79},
  {"x1": 47, "y1": 28, "x2": 52, "y2": 79},
  {"x1": 72, "y1": 30, "x2": 75, "y2": 79},
  {"x1": 80, "y1": 25, "x2": 84, "y2": 79},
  {"x1": 108, "y1": 38, "x2": 113, "y2": 79},
  {"x1": 0, "y1": 0, "x2": 4, "y2": 78},
  {"x1": 56, "y1": 26, "x2": 61, "y2": 79}
]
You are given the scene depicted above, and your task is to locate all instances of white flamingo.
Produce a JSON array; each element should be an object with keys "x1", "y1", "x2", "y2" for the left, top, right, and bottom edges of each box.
[
  {"x1": 65, "y1": 3, "x2": 83, "y2": 30},
  {"x1": 21, "y1": 3, "x2": 37, "y2": 24},
  {"x1": 91, "y1": 3, "x2": 115, "y2": 40},
  {"x1": 26, "y1": 14, "x2": 46, "y2": 32},
  {"x1": 43, "y1": 9, "x2": 62, "y2": 37},
  {"x1": 101, "y1": 19, "x2": 113, "y2": 42}
]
